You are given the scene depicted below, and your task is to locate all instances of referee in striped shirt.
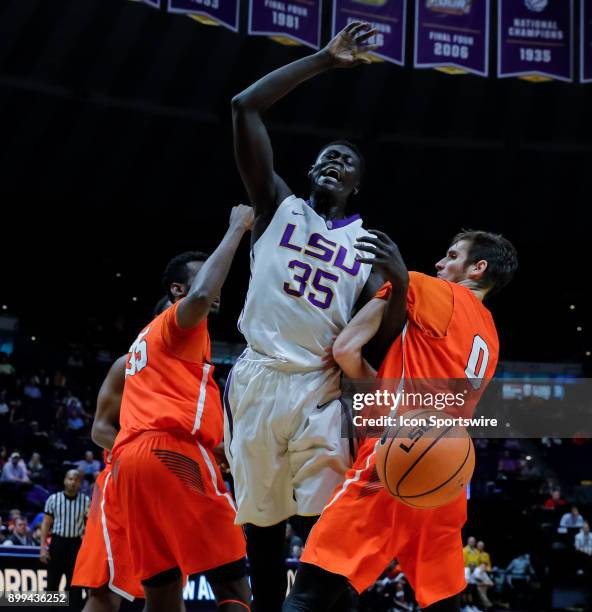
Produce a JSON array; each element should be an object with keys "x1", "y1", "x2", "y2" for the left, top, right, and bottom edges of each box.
[{"x1": 40, "y1": 469, "x2": 90, "y2": 607}]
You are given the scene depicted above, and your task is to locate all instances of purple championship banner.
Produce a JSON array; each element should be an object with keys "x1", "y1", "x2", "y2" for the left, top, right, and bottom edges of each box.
[
  {"x1": 130, "y1": 0, "x2": 160, "y2": 8},
  {"x1": 582, "y1": 0, "x2": 592, "y2": 82},
  {"x1": 497, "y1": 0, "x2": 574, "y2": 82},
  {"x1": 414, "y1": 0, "x2": 490, "y2": 77},
  {"x1": 248, "y1": 0, "x2": 323, "y2": 49},
  {"x1": 332, "y1": 0, "x2": 407, "y2": 66},
  {"x1": 168, "y1": 0, "x2": 240, "y2": 32}
]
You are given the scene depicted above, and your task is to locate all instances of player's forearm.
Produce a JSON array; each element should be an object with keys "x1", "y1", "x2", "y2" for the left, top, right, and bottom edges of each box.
[
  {"x1": 188, "y1": 225, "x2": 246, "y2": 306},
  {"x1": 337, "y1": 351, "x2": 377, "y2": 380},
  {"x1": 232, "y1": 50, "x2": 335, "y2": 113}
]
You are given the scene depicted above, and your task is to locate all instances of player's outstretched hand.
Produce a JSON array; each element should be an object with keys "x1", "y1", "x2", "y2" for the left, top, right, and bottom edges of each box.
[
  {"x1": 323, "y1": 22, "x2": 379, "y2": 68},
  {"x1": 229, "y1": 204, "x2": 255, "y2": 232},
  {"x1": 355, "y1": 230, "x2": 409, "y2": 286}
]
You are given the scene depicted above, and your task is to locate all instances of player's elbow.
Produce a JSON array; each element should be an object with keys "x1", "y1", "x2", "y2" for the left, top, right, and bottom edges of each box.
[{"x1": 231, "y1": 93, "x2": 250, "y2": 114}]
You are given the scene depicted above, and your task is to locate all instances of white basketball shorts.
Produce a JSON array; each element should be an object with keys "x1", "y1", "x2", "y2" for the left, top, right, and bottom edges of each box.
[{"x1": 223, "y1": 347, "x2": 355, "y2": 527}]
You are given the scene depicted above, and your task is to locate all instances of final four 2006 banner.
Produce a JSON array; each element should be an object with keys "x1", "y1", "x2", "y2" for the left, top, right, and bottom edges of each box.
[{"x1": 497, "y1": 0, "x2": 574, "y2": 82}]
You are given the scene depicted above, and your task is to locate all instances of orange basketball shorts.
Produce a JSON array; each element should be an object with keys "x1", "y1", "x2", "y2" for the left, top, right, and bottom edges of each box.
[
  {"x1": 93, "y1": 431, "x2": 246, "y2": 600},
  {"x1": 72, "y1": 466, "x2": 144, "y2": 599},
  {"x1": 301, "y1": 439, "x2": 467, "y2": 608}
]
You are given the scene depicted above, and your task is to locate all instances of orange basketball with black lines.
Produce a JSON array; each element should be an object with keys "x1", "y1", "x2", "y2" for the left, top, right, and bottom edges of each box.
[{"x1": 376, "y1": 408, "x2": 475, "y2": 508}]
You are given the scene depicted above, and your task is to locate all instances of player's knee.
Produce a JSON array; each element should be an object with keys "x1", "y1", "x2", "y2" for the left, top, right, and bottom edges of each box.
[
  {"x1": 83, "y1": 585, "x2": 121, "y2": 612},
  {"x1": 211, "y1": 578, "x2": 251, "y2": 609},
  {"x1": 206, "y1": 558, "x2": 250, "y2": 608}
]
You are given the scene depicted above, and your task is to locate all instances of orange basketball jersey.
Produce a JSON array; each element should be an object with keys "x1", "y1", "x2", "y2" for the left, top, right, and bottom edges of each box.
[
  {"x1": 113, "y1": 300, "x2": 222, "y2": 452},
  {"x1": 376, "y1": 272, "x2": 499, "y2": 415}
]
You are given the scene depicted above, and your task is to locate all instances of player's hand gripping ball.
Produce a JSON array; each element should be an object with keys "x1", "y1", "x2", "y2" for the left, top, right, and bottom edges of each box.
[{"x1": 376, "y1": 408, "x2": 475, "y2": 508}]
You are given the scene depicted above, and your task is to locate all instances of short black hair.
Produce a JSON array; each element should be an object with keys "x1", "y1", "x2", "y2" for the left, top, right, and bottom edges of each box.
[
  {"x1": 319, "y1": 140, "x2": 366, "y2": 180},
  {"x1": 161, "y1": 251, "x2": 208, "y2": 302},
  {"x1": 451, "y1": 230, "x2": 518, "y2": 296}
]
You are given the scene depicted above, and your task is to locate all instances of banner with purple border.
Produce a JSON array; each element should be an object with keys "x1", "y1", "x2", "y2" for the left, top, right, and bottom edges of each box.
[
  {"x1": 414, "y1": 0, "x2": 490, "y2": 77},
  {"x1": 130, "y1": 0, "x2": 160, "y2": 8},
  {"x1": 168, "y1": 0, "x2": 240, "y2": 32},
  {"x1": 582, "y1": 0, "x2": 592, "y2": 82},
  {"x1": 497, "y1": 0, "x2": 574, "y2": 82},
  {"x1": 332, "y1": 0, "x2": 407, "y2": 66},
  {"x1": 248, "y1": 0, "x2": 323, "y2": 49}
]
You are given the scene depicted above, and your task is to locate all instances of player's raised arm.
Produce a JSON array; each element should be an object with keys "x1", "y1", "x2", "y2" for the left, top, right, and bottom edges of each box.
[
  {"x1": 231, "y1": 22, "x2": 378, "y2": 221},
  {"x1": 175, "y1": 204, "x2": 254, "y2": 329},
  {"x1": 91, "y1": 355, "x2": 126, "y2": 451},
  {"x1": 355, "y1": 230, "x2": 410, "y2": 364}
]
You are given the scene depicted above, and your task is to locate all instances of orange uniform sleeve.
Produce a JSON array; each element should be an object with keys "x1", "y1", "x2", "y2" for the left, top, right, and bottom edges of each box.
[
  {"x1": 374, "y1": 282, "x2": 392, "y2": 300},
  {"x1": 407, "y1": 272, "x2": 454, "y2": 338},
  {"x1": 373, "y1": 275, "x2": 453, "y2": 337},
  {"x1": 160, "y1": 300, "x2": 210, "y2": 364}
]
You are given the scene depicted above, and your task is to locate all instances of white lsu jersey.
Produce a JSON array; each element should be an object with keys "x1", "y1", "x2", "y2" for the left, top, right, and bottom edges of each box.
[{"x1": 238, "y1": 195, "x2": 372, "y2": 369}]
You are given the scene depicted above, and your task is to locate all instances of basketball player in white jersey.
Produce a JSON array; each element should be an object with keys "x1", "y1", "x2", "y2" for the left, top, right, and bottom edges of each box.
[{"x1": 228, "y1": 22, "x2": 382, "y2": 611}]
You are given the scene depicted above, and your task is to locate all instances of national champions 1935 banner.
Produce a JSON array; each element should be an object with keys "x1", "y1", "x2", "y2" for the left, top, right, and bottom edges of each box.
[
  {"x1": 414, "y1": 0, "x2": 490, "y2": 77},
  {"x1": 497, "y1": 0, "x2": 574, "y2": 82},
  {"x1": 581, "y1": 0, "x2": 592, "y2": 82}
]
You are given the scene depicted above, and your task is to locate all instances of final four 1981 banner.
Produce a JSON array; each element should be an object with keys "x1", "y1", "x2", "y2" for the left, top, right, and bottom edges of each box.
[
  {"x1": 497, "y1": 0, "x2": 574, "y2": 82},
  {"x1": 414, "y1": 0, "x2": 490, "y2": 76},
  {"x1": 168, "y1": 0, "x2": 240, "y2": 31},
  {"x1": 332, "y1": 0, "x2": 407, "y2": 66},
  {"x1": 249, "y1": 0, "x2": 323, "y2": 49},
  {"x1": 582, "y1": 0, "x2": 592, "y2": 83}
]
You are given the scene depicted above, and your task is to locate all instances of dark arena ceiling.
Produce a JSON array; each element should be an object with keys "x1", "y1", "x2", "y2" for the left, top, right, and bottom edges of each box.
[{"x1": 1, "y1": 0, "x2": 591, "y2": 369}]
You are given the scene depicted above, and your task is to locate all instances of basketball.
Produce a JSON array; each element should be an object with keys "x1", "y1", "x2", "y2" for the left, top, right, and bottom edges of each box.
[{"x1": 376, "y1": 408, "x2": 475, "y2": 509}]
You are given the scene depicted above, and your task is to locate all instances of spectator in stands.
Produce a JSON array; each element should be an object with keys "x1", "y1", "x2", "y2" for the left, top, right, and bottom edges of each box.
[
  {"x1": 543, "y1": 488, "x2": 567, "y2": 510},
  {"x1": 66, "y1": 348, "x2": 84, "y2": 369},
  {"x1": 575, "y1": 522, "x2": 592, "y2": 556},
  {"x1": 64, "y1": 394, "x2": 89, "y2": 431},
  {"x1": 0, "y1": 389, "x2": 9, "y2": 417},
  {"x1": 0, "y1": 516, "x2": 5, "y2": 544},
  {"x1": 559, "y1": 506, "x2": 585, "y2": 531},
  {"x1": 463, "y1": 536, "x2": 480, "y2": 566},
  {"x1": 287, "y1": 544, "x2": 303, "y2": 562},
  {"x1": 498, "y1": 449, "x2": 519, "y2": 478},
  {"x1": 23, "y1": 376, "x2": 42, "y2": 400},
  {"x1": 1, "y1": 518, "x2": 34, "y2": 546},
  {"x1": 53, "y1": 370, "x2": 67, "y2": 388},
  {"x1": 505, "y1": 553, "x2": 535, "y2": 588},
  {"x1": 473, "y1": 562, "x2": 494, "y2": 609},
  {"x1": 392, "y1": 580, "x2": 413, "y2": 611},
  {"x1": 0, "y1": 451, "x2": 30, "y2": 483},
  {"x1": 27, "y1": 452, "x2": 45, "y2": 485},
  {"x1": 284, "y1": 522, "x2": 304, "y2": 560},
  {"x1": 476, "y1": 540, "x2": 492, "y2": 571},
  {"x1": 0, "y1": 352, "x2": 15, "y2": 376},
  {"x1": 76, "y1": 450, "x2": 101, "y2": 478},
  {"x1": 462, "y1": 562, "x2": 480, "y2": 612}
]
